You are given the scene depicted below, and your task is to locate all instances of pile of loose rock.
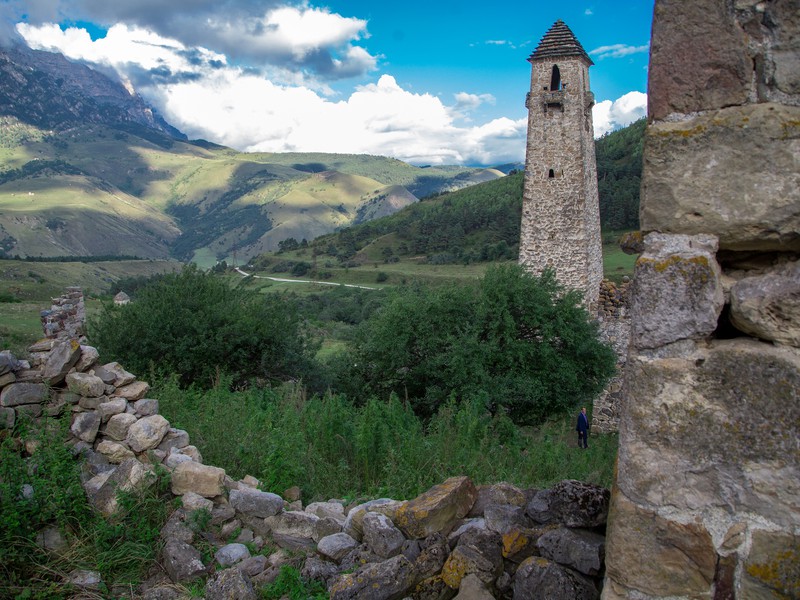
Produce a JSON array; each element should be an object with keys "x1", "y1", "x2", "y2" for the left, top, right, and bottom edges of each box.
[
  {"x1": 0, "y1": 292, "x2": 611, "y2": 599},
  {"x1": 597, "y1": 279, "x2": 630, "y2": 319}
]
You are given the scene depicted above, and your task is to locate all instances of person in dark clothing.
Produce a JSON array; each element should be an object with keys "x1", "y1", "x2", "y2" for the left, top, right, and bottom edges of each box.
[{"x1": 576, "y1": 406, "x2": 589, "y2": 449}]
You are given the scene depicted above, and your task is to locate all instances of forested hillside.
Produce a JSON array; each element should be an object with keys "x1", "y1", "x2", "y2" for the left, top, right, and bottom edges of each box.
[
  {"x1": 302, "y1": 119, "x2": 645, "y2": 266},
  {"x1": 596, "y1": 118, "x2": 645, "y2": 230}
]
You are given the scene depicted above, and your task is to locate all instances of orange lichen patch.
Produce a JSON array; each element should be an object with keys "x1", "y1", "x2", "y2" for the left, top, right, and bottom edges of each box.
[
  {"x1": 440, "y1": 552, "x2": 470, "y2": 589},
  {"x1": 746, "y1": 549, "x2": 800, "y2": 598},
  {"x1": 637, "y1": 254, "x2": 713, "y2": 284},
  {"x1": 503, "y1": 529, "x2": 532, "y2": 558},
  {"x1": 394, "y1": 476, "x2": 476, "y2": 539},
  {"x1": 651, "y1": 123, "x2": 708, "y2": 139}
]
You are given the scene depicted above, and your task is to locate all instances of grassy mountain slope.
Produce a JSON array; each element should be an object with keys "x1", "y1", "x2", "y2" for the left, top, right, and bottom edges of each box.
[
  {"x1": 308, "y1": 172, "x2": 524, "y2": 266},
  {"x1": 300, "y1": 119, "x2": 645, "y2": 267},
  {"x1": 0, "y1": 118, "x2": 504, "y2": 264},
  {"x1": 239, "y1": 152, "x2": 500, "y2": 198}
]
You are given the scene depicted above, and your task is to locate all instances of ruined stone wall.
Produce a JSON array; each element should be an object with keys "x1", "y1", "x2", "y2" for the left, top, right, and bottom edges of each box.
[
  {"x1": 603, "y1": 1, "x2": 800, "y2": 598},
  {"x1": 40, "y1": 286, "x2": 85, "y2": 340},
  {"x1": 520, "y1": 56, "x2": 603, "y2": 308}
]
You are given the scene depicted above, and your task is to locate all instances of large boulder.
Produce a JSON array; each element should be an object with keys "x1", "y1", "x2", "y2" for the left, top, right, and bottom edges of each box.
[
  {"x1": 214, "y1": 543, "x2": 250, "y2": 567},
  {"x1": 70, "y1": 412, "x2": 101, "y2": 444},
  {"x1": 395, "y1": 476, "x2": 477, "y2": 539},
  {"x1": 95, "y1": 440, "x2": 135, "y2": 464},
  {"x1": 0, "y1": 351, "x2": 21, "y2": 376},
  {"x1": 730, "y1": 260, "x2": 800, "y2": 347},
  {"x1": 97, "y1": 362, "x2": 136, "y2": 386},
  {"x1": 42, "y1": 339, "x2": 81, "y2": 385},
  {"x1": 0, "y1": 382, "x2": 47, "y2": 407},
  {"x1": 525, "y1": 480, "x2": 609, "y2": 528},
  {"x1": 264, "y1": 511, "x2": 320, "y2": 550},
  {"x1": 343, "y1": 498, "x2": 403, "y2": 541},
  {"x1": 162, "y1": 539, "x2": 206, "y2": 583},
  {"x1": 90, "y1": 459, "x2": 154, "y2": 517},
  {"x1": 329, "y1": 554, "x2": 417, "y2": 600},
  {"x1": 362, "y1": 511, "x2": 406, "y2": 559},
  {"x1": 305, "y1": 501, "x2": 346, "y2": 523},
  {"x1": 75, "y1": 345, "x2": 99, "y2": 372},
  {"x1": 317, "y1": 533, "x2": 359, "y2": 562},
  {"x1": 97, "y1": 398, "x2": 128, "y2": 422},
  {"x1": 467, "y1": 482, "x2": 527, "y2": 518},
  {"x1": 127, "y1": 414, "x2": 170, "y2": 453},
  {"x1": 205, "y1": 568, "x2": 257, "y2": 600},
  {"x1": 536, "y1": 527, "x2": 605, "y2": 576},
  {"x1": 454, "y1": 574, "x2": 495, "y2": 600},
  {"x1": 441, "y1": 529, "x2": 503, "y2": 590},
  {"x1": 171, "y1": 461, "x2": 226, "y2": 498},
  {"x1": 157, "y1": 428, "x2": 189, "y2": 452},
  {"x1": 104, "y1": 413, "x2": 138, "y2": 441},
  {"x1": 133, "y1": 398, "x2": 160, "y2": 417},
  {"x1": 229, "y1": 487, "x2": 283, "y2": 519},
  {"x1": 113, "y1": 380, "x2": 150, "y2": 402},
  {"x1": 0, "y1": 406, "x2": 15, "y2": 429},
  {"x1": 484, "y1": 504, "x2": 530, "y2": 535},
  {"x1": 513, "y1": 556, "x2": 598, "y2": 600},
  {"x1": 66, "y1": 373, "x2": 105, "y2": 398}
]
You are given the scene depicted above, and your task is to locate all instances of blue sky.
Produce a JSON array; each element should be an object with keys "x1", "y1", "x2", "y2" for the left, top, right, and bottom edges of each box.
[{"x1": 7, "y1": 0, "x2": 653, "y2": 165}]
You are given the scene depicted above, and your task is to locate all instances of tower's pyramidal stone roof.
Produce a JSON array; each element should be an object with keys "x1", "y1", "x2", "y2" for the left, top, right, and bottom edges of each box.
[{"x1": 529, "y1": 20, "x2": 593, "y2": 65}]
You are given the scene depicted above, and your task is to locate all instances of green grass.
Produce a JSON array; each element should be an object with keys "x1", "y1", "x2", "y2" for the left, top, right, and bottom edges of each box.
[
  {"x1": 0, "y1": 258, "x2": 182, "y2": 357},
  {"x1": 0, "y1": 301, "x2": 45, "y2": 356},
  {"x1": 0, "y1": 419, "x2": 176, "y2": 599},
  {"x1": 155, "y1": 378, "x2": 617, "y2": 502},
  {"x1": 602, "y1": 229, "x2": 638, "y2": 283}
]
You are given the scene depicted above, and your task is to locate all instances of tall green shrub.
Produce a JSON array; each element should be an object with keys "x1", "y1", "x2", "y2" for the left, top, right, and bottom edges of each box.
[
  {"x1": 340, "y1": 265, "x2": 616, "y2": 425},
  {"x1": 90, "y1": 266, "x2": 319, "y2": 388}
]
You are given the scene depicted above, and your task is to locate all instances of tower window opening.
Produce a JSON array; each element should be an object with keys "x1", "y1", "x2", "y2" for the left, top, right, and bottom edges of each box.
[
  {"x1": 548, "y1": 169, "x2": 555, "y2": 178},
  {"x1": 550, "y1": 65, "x2": 562, "y2": 91}
]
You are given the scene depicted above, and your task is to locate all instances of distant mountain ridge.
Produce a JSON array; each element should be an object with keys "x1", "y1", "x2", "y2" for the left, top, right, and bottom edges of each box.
[
  {"x1": 0, "y1": 43, "x2": 184, "y2": 138},
  {"x1": 0, "y1": 45, "x2": 504, "y2": 264}
]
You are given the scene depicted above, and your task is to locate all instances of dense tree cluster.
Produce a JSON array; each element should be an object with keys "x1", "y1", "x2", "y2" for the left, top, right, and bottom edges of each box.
[
  {"x1": 91, "y1": 267, "x2": 318, "y2": 388},
  {"x1": 596, "y1": 118, "x2": 645, "y2": 231},
  {"x1": 313, "y1": 173, "x2": 523, "y2": 265},
  {"x1": 92, "y1": 265, "x2": 615, "y2": 426},
  {"x1": 311, "y1": 118, "x2": 645, "y2": 265},
  {"x1": 333, "y1": 265, "x2": 616, "y2": 424}
]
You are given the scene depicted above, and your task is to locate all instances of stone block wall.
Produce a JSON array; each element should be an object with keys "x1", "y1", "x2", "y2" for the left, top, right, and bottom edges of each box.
[
  {"x1": 603, "y1": 1, "x2": 800, "y2": 598},
  {"x1": 40, "y1": 286, "x2": 85, "y2": 340}
]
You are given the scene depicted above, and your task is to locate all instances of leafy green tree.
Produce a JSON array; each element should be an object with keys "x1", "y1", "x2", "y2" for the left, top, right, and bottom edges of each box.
[
  {"x1": 91, "y1": 266, "x2": 318, "y2": 388},
  {"x1": 340, "y1": 265, "x2": 616, "y2": 424}
]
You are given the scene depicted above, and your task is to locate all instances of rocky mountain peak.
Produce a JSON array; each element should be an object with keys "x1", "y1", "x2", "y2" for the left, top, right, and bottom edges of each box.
[{"x1": 0, "y1": 43, "x2": 185, "y2": 139}]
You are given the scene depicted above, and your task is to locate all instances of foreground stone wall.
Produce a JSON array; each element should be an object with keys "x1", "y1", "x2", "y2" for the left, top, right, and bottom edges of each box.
[
  {"x1": 1, "y1": 289, "x2": 614, "y2": 599},
  {"x1": 603, "y1": 1, "x2": 800, "y2": 598}
]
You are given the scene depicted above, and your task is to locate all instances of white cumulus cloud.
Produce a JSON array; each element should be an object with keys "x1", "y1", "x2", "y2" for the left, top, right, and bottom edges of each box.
[
  {"x1": 16, "y1": 19, "x2": 645, "y2": 165},
  {"x1": 593, "y1": 91, "x2": 647, "y2": 137},
  {"x1": 590, "y1": 43, "x2": 650, "y2": 59}
]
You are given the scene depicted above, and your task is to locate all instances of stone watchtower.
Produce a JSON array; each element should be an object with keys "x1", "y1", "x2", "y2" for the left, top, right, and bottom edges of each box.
[{"x1": 519, "y1": 20, "x2": 602, "y2": 308}]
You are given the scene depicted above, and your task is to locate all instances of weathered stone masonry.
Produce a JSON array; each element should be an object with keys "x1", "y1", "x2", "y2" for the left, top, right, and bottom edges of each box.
[
  {"x1": 519, "y1": 20, "x2": 604, "y2": 309},
  {"x1": 603, "y1": 1, "x2": 800, "y2": 598}
]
